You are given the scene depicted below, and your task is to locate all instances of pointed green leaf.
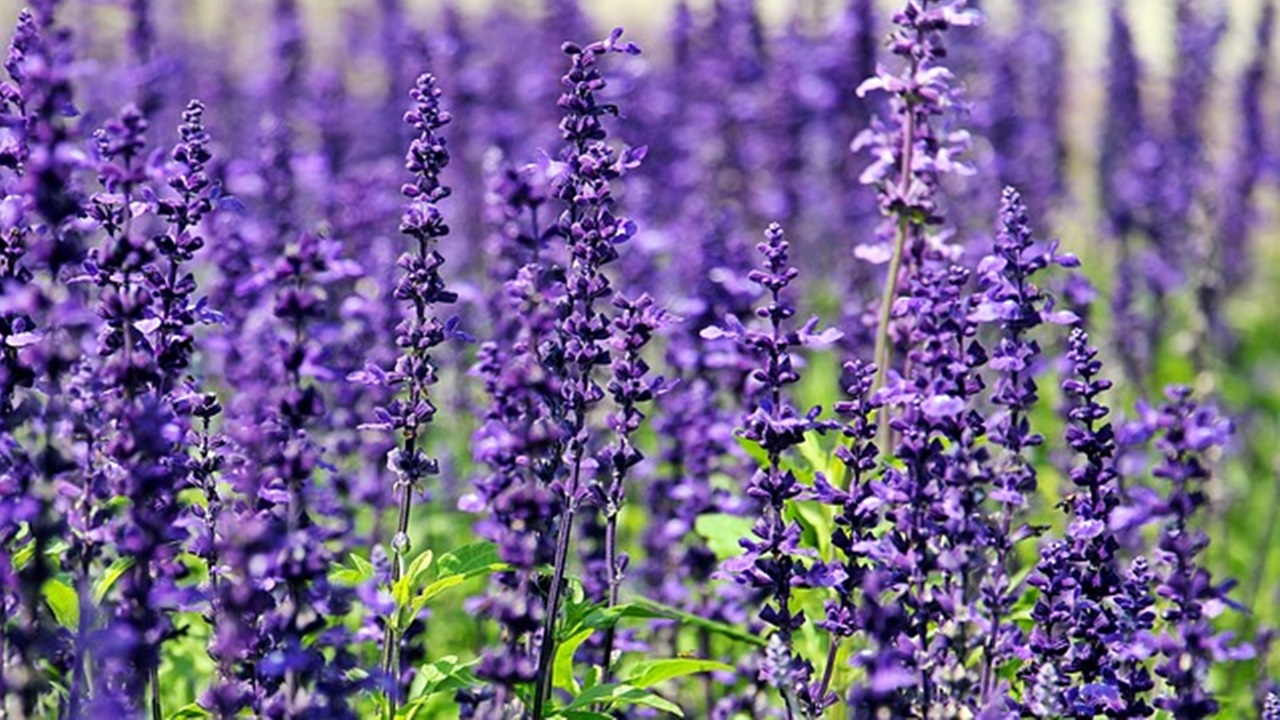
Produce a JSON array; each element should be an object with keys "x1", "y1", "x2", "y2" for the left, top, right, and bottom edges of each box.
[
  {"x1": 622, "y1": 658, "x2": 734, "y2": 689},
  {"x1": 560, "y1": 683, "x2": 683, "y2": 717},
  {"x1": 553, "y1": 627, "x2": 595, "y2": 694},
  {"x1": 436, "y1": 541, "x2": 501, "y2": 578},
  {"x1": 93, "y1": 557, "x2": 136, "y2": 604},
  {"x1": 418, "y1": 654, "x2": 481, "y2": 697},
  {"x1": 350, "y1": 552, "x2": 376, "y2": 580},
  {"x1": 629, "y1": 598, "x2": 766, "y2": 647},
  {"x1": 166, "y1": 703, "x2": 212, "y2": 719},
  {"x1": 405, "y1": 549, "x2": 434, "y2": 588},
  {"x1": 693, "y1": 513, "x2": 755, "y2": 560},
  {"x1": 44, "y1": 578, "x2": 79, "y2": 629}
]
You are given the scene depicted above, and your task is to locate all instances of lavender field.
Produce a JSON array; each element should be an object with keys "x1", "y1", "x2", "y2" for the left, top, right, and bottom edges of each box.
[{"x1": 2, "y1": 0, "x2": 1280, "y2": 717}]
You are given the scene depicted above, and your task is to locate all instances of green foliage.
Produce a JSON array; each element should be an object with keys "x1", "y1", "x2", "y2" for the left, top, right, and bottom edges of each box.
[
  {"x1": 694, "y1": 513, "x2": 755, "y2": 560},
  {"x1": 42, "y1": 578, "x2": 78, "y2": 629},
  {"x1": 621, "y1": 658, "x2": 733, "y2": 689}
]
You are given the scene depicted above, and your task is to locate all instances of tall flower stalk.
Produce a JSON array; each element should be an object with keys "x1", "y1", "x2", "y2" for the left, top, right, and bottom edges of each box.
[
  {"x1": 375, "y1": 73, "x2": 458, "y2": 712},
  {"x1": 854, "y1": 0, "x2": 977, "y2": 445},
  {"x1": 596, "y1": 294, "x2": 667, "y2": 680},
  {"x1": 531, "y1": 28, "x2": 642, "y2": 719},
  {"x1": 704, "y1": 222, "x2": 842, "y2": 717}
]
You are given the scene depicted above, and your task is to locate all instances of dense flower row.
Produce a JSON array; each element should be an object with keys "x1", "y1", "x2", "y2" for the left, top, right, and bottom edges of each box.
[{"x1": 0, "y1": 0, "x2": 1275, "y2": 718}]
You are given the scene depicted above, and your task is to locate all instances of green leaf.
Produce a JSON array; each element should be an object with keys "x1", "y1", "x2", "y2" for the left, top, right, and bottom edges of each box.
[
  {"x1": 796, "y1": 433, "x2": 829, "y2": 476},
  {"x1": 581, "y1": 602, "x2": 667, "y2": 631},
  {"x1": 788, "y1": 499, "x2": 835, "y2": 559},
  {"x1": 350, "y1": 552, "x2": 376, "y2": 580},
  {"x1": 405, "y1": 549, "x2": 434, "y2": 587},
  {"x1": 436, "y1": 541, "x2": 502, "y2": 577},
  {"x1": 403, "y1": 543, "x2": 508, "y2": 623},
  {"x1": 556, "y1": 712, "x2": 614, "y2": 720},
  {"x1": 693, "y1": 513, "x2": 755, "y2": 560},
  {"x1": 44, "y1": 579, "x2": 79, "y2": 629},
  {"x1": 329, "y1": 568, "x2": 367, "y2": 587},
  {"x1": 554, "y1": 627, "x2": 595, "y2": 694},
  {"x1": 166, "y1": 703, "x2": 212, "y2": 719},
  {"x1": 416, "y1": 574, "x2": 466, "y2": 604},
  {"x1": 417, "y1": 655, "x2": 482, "y2": 698},
  {"x1": 93, "y1": 556, "x2": 136, "y2": 605},
  {"x1": 629, "y1": 598, "x2": 766, "y2": 648},
  {"x1": 622, "y1": 658, "x2": 734, "y2": 689},
  {"x1": 331, "y1": 552, "x2": 376, "y2": 587},
  {"x1": 396, "y1": 698, "x2": 433, "y2": 720},
  {"x1": 13, "y1": 538, "x2": 71, "y2": 571},
  {"x1": 559, "y1": 683, "x2": 683, "y2": 717}
]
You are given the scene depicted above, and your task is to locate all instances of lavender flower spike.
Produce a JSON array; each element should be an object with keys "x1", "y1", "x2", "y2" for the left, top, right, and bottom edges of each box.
[
  {"x1": 708, "y1": 222, "x2": 842, "y2": 716},
  {"x1": 531, "y1": 28, "x2": 641, "y2": 720},
  {"x1": 853, "y1": 0, "x2": 980, "y2": 443},
  {"x1": 377, "y1": 72, "x2": 459, "y2": 711}
]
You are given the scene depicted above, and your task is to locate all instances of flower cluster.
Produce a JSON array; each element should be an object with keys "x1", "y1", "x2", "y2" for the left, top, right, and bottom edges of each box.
[{"x1": 0, "y1": 0, "x2": 1273, "y2": 718}]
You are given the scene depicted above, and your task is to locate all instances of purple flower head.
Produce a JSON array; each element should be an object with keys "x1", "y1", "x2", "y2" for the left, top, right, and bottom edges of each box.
[
  {"x1": 853, "y1": 0, "x2": 979, "y2": 263},
  {"x1": 714, "y1": 222, "x2": 838, "y2": 713}
]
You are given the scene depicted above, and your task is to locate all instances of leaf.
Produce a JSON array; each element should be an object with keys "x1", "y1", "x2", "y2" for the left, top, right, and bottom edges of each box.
[
  {"x1": 629, "y1": 598, "x2": 767, "y2": 648},
  {"x1": 581, "y1": 602, "x2": 667, "y2": 631},
  {"x1": 350, "y1": 552, "x2": 376, "y2": 581},
  {"x1": 436, "y1": 542, "x2": 503, "y2": 578},
  {"x1": 166, "y1": 703, "x2": 212, "y2": 719},
  {"x1": 411, "y1": 575, "x2": 466, "y2": 612},
  {"x1": 44, "y1": 579, "x2": 79, "y2": 629},
  {"x1": 622, "y1": 658, "x2": 734, "y2": 689},
  {"x1": 417, "y1": 655, "x2": 482, "y2": 698},
  {"x1": 788, "y1": 500, "x2": 835, "y2": 559},
  {"x1": 331, "y1": 552, "x2": 378, "y2": 588},
  {"x1": 94, "y1": 557, "x2": 137, "y2": 604},
  {"x1": 559, "y1": 683, "x2": 683, "y2": 717},
  {"x1": 555, "y1": 712, "x2": 614, "y2": 720},
  {"x1": 693, "y1": 514, "x2": 755, "y2": 560},
  {"x1": 13, "y1": 538, "x2": 72, "y2": 571},
  {"x1": 329, "y1": 568, "x2": 366, "y2": 587},
  {"x1": 405, "y1": 549, "x2": 434, "y2": 589},
  {"x1": 554, "y1": 627, "x2": 595, "y2": 694},
  {"x1": 396, "y1": 698, "x2": 433, "y2": 720},
  {"x1": 405, "y1": 543, "x2": 508, "y2": 622},
  {"x1": 796, "y1": 433, "x2": 830, "y2": 475}
]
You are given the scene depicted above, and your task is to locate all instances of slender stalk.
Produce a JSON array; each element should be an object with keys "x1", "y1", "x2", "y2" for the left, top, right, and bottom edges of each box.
[
  {"x1": 816, "y1": 637, "x2": 840, "y2": 711},
  {"x1": 380, "y1": 475, "x2": 414, "y2": 712},
  {"x1": 870, "y1": 49, "x2": 920, "y2": 452},
  {"x1": 532, "y1": 455, "x2": 584, "y2": 719},
  {"x1": 600, "y1": 510, "x2": 620, "y2": 683},
  {"x1": 149, "y1": 666, "x2": 161, "y2": 719},
  {"x1": 871, "y1": 215, "x2": 909, "y2": 449}
]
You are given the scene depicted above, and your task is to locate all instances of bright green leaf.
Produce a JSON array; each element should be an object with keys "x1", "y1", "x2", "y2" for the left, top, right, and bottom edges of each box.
[
  {"x1": 623, "y1": 658, "x2": 734, "y2": 689},
  {"x1": 418, "y1": 655, "x2": 481, "y2": 698},
  {"x1": 405, "y1": 549, "x2": 434, "y2": 588},
  {"x1": 693, "y1": 514, "x2": 755, "y2": 560},
  {"x1": 629, "y1": 598, "x2": 766, "y2": 648},
  {"x1": 560, "y1": 683, "x2": 683, "y2": 717},
  {"x1": 436, "y1": 541, "x2": 501, "y2": 578},
  {"x1": 44, "y1": 579, "x2": 79, "y2": 630},
  {"x1": 166, "y1": 703, "x2": 212, "y2": 719},
  {"x1": 553, "y1": 627, "x2": 595, "y2": 694},
  {"x1": 350, "y1": 553, "x2": 376, "y2": 580},
  {"x1": 94, "y1": 557, "x2": 136, "y2": 604}
]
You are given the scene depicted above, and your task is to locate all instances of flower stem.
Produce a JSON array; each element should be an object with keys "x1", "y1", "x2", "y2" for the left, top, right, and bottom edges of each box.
[
  {"x1": 870, "y1": 50, "x2": 920, "y2": 453},
  {"x1": 532, "y1": 454, "x2": 584, "y2": 719}
]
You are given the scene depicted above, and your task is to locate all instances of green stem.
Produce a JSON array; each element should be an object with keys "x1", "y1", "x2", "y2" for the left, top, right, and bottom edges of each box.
[{"x1": 869, "y1": 49, "x2": 920, "y2": 456}]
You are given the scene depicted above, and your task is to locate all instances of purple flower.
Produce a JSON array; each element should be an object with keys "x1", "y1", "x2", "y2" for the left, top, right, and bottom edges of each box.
[{"x1": 713, "y1": 222, "x2": 838, "y2": 714}]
